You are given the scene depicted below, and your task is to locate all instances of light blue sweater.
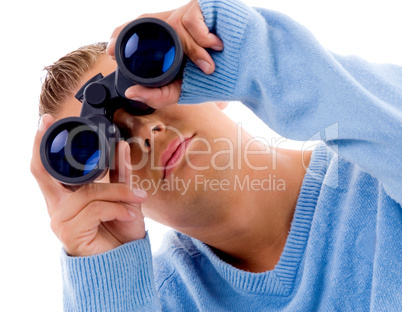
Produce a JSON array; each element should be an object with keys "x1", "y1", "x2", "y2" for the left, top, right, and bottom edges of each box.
[{"x1": 61, "y1": 0, "x2": 402, "y2": 311}]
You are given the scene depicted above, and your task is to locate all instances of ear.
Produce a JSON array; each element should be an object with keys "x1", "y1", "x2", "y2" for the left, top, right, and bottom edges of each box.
[{"x1": 215, "y1": 101, "x2": 229, "y2": 110}]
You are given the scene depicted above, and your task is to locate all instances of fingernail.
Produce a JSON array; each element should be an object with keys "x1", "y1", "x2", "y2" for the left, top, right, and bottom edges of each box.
[
  {"x1": 131, "y1": 97, "x2": 145, "y2": 103},
  {"x1": 125, "y1": 89, "x2": 144, "y2": 102},
  {"x1": 195, "y1": 59, "x2": 212, "y2": 74},
  {"x1": 211, "y1": 45, "x2": 223, "y2": 51},
  {"x1": 132, "y1": 188, "x2": 147, "y2": 199}
]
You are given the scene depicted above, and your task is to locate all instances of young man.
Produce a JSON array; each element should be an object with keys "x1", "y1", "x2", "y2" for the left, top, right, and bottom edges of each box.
[{"x1": 31, "y1": 0, "x2": 401, "y2": 311}]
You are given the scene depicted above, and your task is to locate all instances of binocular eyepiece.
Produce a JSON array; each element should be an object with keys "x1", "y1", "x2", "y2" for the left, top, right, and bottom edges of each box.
[{"x1": 40, "y1": 18, "x2": 183, "y2": 185}]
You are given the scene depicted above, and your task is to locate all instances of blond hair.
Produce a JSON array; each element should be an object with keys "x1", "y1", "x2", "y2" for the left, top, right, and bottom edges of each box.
[{"x1": 39, "y1": 42, "x2": 108, "y2": 117}]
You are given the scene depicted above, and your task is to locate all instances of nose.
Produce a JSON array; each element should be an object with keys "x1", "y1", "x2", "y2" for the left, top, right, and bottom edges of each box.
[
  {"x1": 117, "y1": 111, "x2": 166, "y2": 153},
  {"x1": 135, "y1": 119, "x2": 165, "y2": 152}
]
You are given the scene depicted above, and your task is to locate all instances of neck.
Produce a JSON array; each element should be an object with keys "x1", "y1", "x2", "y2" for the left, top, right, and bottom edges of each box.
[{"x1": 185, "y1": 145, "x2": 311, "y2": 273}]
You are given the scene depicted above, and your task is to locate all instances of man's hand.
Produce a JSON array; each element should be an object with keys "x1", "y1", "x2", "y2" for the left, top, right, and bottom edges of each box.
[
  {"x1": 107, "y1": 0, "x2": 223, "y2": 109},
  {"x1": 31, "y1": 114, "x2": 147, "y2": 257}
]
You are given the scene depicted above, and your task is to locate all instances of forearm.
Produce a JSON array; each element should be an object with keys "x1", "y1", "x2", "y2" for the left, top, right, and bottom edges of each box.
[
  {"x1": 61, "y1": 235, "x2": 160, "y2": 312},
  {"x1": 180, "y1": 0, "x2": 402, "y2": 203}
]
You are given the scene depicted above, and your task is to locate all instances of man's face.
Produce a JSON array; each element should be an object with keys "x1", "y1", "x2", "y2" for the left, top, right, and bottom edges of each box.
[
  {"x1": 60, "y1": 55, "x2": 244, "y2": 229},
  {"x1": 113, "y1": 101, "x2": 241, "y2": 228}
]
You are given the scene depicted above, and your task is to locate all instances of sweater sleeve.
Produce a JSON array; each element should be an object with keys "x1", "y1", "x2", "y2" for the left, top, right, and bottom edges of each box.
[
  {"x1": 61, "y1": 234, "x2": 161, "y2": 311},
  {"x1": 180, "y1": 0, "x2": 402, "y2": 204}
]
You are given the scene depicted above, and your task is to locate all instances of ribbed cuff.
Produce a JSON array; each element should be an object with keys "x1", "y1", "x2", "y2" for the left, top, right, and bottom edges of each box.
[
  {"x1": 61, "y1": 234, "x2": 159, "y2": 311},
  {"x1": 179, "y1": 0, "x2": 251, "y2": 103}
]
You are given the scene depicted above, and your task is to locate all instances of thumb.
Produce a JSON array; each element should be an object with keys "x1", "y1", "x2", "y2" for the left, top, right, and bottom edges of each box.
[{"x1": 106, "y1": 22, "x2": 130, "y2": 59}]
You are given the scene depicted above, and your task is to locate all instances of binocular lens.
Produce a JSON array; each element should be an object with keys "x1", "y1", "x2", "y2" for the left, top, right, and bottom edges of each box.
[
  {"x1": 122, "y1": 22, "x2": 176, "y2": 79},
  {"x1": 42, "y1": 121, "x2": 103, "y2": 180},
  {"x1": 116, "y1": 18, "x2": 182, "y2": 87}
]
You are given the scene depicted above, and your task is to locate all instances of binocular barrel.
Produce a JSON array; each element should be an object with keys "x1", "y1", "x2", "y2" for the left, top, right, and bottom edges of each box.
[{"x1": 40, "y1": 18, "x2": 183, "y2": 185}]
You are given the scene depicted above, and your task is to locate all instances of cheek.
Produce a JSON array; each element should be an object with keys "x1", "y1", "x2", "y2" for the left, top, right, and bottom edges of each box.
[
  {"x1": 129, "y1": 141, "x2": 148, "y2": 167},
  {"x1": 128, "y1": 141, "x2": 160, "y2": 176}
]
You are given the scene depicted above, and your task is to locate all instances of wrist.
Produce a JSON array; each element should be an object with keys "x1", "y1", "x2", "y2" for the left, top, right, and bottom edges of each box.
[{"x1": 180, "y1": 0, "x2": 251, "y2": 103}]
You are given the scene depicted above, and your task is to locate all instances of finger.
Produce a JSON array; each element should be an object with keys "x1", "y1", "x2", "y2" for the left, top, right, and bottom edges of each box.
[
  {"x1": 170, "y1": 20, "x2": 216, "y2": 75},
  {"x1": 31, "y1": 114, "x2": 70, "y2": 204},
  {"x1": 182, "y1": 1, "x2": 223, "y2": 51},
  {"x1": 100, "y1": 202, "x2": 146, "y2": 243},
  {"x1": 58, "y1": 201, "x2": 137, "y2": 247},
  {"x1": 106, "y1": 22, "x2": 130, "y2": 59},
  {"x1": 79, "y1": 201, "x2": 137, "y2": 228},
  {"x1": 125, "y1": 80, "x2": 182, "y2": 109},
  {"x1": 57, "y1": 182, "x2": 147, "y2": 222},
  {"x1": 166, "y1": 0, "x2": 220, "y2": 74},
  {"x1": 184, "y1": 39, "x2": 216, "y2": 75}
]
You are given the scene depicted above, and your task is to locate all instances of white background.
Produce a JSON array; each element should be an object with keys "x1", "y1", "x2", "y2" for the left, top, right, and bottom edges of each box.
[{"x1": 1, "y1": 0, "x2": 401, "y2": 311}]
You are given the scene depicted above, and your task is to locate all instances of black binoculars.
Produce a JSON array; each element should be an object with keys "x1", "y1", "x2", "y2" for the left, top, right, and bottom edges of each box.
[{"x1": 40, "y1": 18, "x2": 183, "y2": 185}]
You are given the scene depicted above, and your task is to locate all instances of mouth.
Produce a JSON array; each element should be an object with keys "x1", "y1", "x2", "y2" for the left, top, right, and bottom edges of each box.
[{"x1": 161, "y1": 135, "x2": 195, "y2": 180}]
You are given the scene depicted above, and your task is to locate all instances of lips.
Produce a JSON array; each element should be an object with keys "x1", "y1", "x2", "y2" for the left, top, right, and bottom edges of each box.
[{"x1": 161, "y1": 136, "x2": 194, "y2": 179}]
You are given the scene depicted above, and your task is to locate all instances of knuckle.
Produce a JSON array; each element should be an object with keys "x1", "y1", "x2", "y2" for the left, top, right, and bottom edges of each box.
[
  {"x1": 86, "y1": 201, "x2": 103, "y2": 216},
  {"x1": 30, "y1": 159, "x2": 40, "y2": 178},
  {"x1": 81, "y1": 183, "x2": 100, "y2": 201},
  {"x1": 181, "y1": 13, "x2": 194, "y2": 29},
  {"x1": 167, "y1": 14, "x2": 181, "y2": 29},
  {"x1": 197, "y1": 36, "x2": 210, "y2": 47},
  {"x1": 49, "y1": 218, "x2": 59, "y2": 235},
  {"x1": 186, "y1": 45, "x2": 199, "y2": 58},
  {"x1": 170, "y1": 19, "x2": 182, "y2": 32},
  {"x1": 57, "y1": 222, "x2": 72, "y2": 245},
  {"x1": 115, "y1": 183, "x2": 132, "y2": 198},
  {"x1": 29, "y1": 160, "x2": 36, "y2": 176},
  {"x1": 163, "y1": 85, "x2": 177, "y2": 104}
]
